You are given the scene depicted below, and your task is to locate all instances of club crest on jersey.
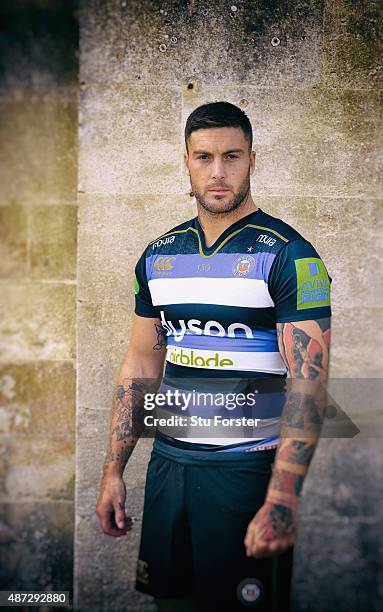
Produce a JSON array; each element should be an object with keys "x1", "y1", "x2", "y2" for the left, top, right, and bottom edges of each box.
[{"x1": 232, "y1": 255, "x2": 255, "y2": 277}]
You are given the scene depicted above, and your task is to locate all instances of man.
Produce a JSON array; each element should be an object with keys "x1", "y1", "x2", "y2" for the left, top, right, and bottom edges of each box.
[{"x1": 96, "y1": 102, "x2": 331, "y2": 611}]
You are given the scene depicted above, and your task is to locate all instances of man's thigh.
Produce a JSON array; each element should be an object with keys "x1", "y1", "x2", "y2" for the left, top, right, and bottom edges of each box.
[
  {"x1": 187, "y1": 458, "x2": 293, "y2": 611},
  {"x1": 135, "y1": 452, "x2": 194, "y2": 599}
]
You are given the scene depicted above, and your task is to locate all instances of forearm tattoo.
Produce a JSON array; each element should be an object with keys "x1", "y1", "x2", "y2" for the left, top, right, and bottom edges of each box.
[
  {"x1": 104, "y1": 378, "x2": 149, "y2": 472},
  {"x1": 282, "y1": 391, "x2": 324, "y2": 432},
  {"x1": 153, "y1": 323, "x2": 167, "y2": 350},
  {"x1": 267, "y1": 439, "x2": 316, "y2": 508},
  {"x1": 279, "y1": 439, "x2": 316, "y2": 465},
  {"x1": 270, "y1": 466, "x2": 305, "y2": 497},
  {"x1": 267, "y1": 318, "x2": 331, "y2": 507}
]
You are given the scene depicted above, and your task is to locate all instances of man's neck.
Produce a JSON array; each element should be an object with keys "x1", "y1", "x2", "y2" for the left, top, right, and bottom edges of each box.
[{"x1": 197, "y1": 196, "x2": 258, "y2": 248}]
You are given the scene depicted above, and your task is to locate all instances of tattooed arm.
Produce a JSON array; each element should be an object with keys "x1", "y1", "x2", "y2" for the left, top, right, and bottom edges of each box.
[
  {"x1": 244, "y1": 317, "x2": 331, "y2": 558},
  {"x1": 96, "y1": 314, "x2": 167, "y2": 537}
]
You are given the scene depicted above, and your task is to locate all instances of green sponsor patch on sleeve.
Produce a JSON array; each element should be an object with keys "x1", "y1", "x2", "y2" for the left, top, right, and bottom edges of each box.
[
  {"x1": 295, "y1": 257, "x2": 330, "y2": 310},
  {"x1": 133, "y1": 274, "x2": 139, "y2": 295}
]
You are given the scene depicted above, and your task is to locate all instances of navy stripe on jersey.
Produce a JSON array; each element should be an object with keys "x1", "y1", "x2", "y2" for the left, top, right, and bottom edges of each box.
[{"x1": 165, "y1": 329, "x2": 278, "y2": 352}]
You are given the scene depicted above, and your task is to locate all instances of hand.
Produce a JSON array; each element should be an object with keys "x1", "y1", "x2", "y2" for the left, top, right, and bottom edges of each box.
[
  {"x1": 96, "y1": 474, "x2": 133, "y2": 537},
  {"x1": 244, "y1": 500, "x2": 297, "y2": 558}
]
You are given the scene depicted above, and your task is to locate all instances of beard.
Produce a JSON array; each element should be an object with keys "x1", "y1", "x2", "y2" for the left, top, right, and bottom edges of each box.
[{"x1": 190, "y1": 169, "x2": 251, "y2": 216}]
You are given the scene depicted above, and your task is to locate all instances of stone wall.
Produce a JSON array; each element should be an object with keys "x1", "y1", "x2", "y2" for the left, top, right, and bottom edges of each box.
[
  {"x1": 0, "y1": 0, "x2": 78, "y2": 596},
  {"x1": 76, "y1": 1, "x2": 382, "y2": 611},
  {"x1": 2, "y1": 0, "x2": 380, "y2": 610}
]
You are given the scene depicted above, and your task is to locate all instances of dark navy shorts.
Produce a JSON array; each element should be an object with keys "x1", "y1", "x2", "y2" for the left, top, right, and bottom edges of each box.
[{"x1": 135, "y1": 436, "x2": 293, "y2": 611}]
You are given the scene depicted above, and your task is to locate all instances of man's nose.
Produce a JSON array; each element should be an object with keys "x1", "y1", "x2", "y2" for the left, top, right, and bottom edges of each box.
[{"x1": 211, "y1": 158, "x2": 225, "y2": 179}]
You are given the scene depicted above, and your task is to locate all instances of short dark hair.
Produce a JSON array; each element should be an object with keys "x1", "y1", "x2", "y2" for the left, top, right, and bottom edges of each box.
[{"x1": 184, "y1": 101, "x2": 253, "y2": 153}]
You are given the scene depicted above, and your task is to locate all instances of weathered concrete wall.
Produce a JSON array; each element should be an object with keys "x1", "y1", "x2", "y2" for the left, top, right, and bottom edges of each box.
[
  {"x1": 76, "y1": 1, "x2": 382, "y2": 610},
  {"x1": 0, "y1": 0, "x2": 78, "y2": 595}
]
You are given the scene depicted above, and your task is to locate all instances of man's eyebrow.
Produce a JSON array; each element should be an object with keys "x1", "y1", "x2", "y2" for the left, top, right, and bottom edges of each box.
[{"x1": 192, "y1": 149, "x2": 245, "y2": 155}]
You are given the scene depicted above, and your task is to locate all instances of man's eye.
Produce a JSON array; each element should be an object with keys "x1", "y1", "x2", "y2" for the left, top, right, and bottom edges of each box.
[
  {"x1": 197, "y1": 155, "x2": 209, "y2": 160},
  {"x1": 227, "y1": 154, "x2": 238, "y2": 159}
]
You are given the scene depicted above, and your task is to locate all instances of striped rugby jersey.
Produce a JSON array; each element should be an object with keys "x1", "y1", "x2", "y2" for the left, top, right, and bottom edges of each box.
[{"x1": 134, "y1": 207, "x2": 331, "y2": 450}]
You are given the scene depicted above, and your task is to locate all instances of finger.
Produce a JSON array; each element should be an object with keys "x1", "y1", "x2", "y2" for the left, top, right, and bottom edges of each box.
[
  {"x1": 246, "y1": 523, "x2": 262, "y2": 555},
  {"x1": 100, "y1": 511, "x2": 129, "y2": 537},
  {"x1": 245, "y1": 532, "x2": 256, "y2": 557},
  {"x1": 252, "y1": 540, "x2": 286, "y2": 559},
  {"x1": 251, "y1": 541, "x2": 269, "y2": 559},
  {"x1": 115, "y1": 507, "x2": 128, "y2": 530},
  {"x1": 244, "y1": 522, "x2": 256, "y2": 554},
  {"x1": 112, "y1": 494, "x2": 128, "y2": 528},
  {"x1": 243, "y1": 527, "x2": 253, "y2": 549}
]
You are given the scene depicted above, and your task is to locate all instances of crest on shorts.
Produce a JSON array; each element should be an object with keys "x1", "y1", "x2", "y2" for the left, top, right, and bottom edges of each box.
[{"x1": 237, "y1": 577, "x2": 264, "y2": 605}]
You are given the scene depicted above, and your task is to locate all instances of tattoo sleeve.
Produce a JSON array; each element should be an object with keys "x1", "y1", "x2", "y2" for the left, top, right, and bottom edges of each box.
[
  {"x1": 266, "y1": 317, "x2": 331, "y2": 508},
  {"x1": 102, "y1": 378, "x2": 149, "y2": 476},
  {"x1": 103, "y1": 322, "x2": 166, "y2": 477}
]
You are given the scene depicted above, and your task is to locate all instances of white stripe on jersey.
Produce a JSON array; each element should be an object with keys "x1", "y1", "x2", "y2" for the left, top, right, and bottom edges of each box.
[
  {"x1": 166, "y1": 345, "x2": 287, "y2": 374},
  {"x1": 148, "y1": 277, "x2": 275, "y2": 308}
]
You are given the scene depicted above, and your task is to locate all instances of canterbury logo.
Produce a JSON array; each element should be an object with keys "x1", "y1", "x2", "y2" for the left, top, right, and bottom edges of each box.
[{"x1": 154, "y1": 256, "x2": 176, "y2": 271}]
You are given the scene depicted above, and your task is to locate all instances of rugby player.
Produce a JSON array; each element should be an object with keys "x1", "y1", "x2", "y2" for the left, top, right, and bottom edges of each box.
[{"x1": 96, "y1": 102, "x2": 331, "y2": 611}]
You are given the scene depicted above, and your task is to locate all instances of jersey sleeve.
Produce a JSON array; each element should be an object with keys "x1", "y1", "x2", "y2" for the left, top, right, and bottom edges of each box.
[
  {"x1": 268, "y1": 239, "x2": 332, "y2": 323},
  {"x1": 133, "y1": 248, "x2": 158, "y2": 318}
]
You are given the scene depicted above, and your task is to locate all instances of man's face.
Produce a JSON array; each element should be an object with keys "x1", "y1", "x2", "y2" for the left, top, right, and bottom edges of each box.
[{"x1": 184, "y1": 127, "x2": 256, "y2": 215}]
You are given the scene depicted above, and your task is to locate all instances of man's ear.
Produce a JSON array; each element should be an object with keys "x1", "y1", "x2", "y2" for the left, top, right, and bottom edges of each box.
[
  {"x1": 183, "y1": 152, "x2": 190, "y2": 176},
  {"x1": 249, "y1": 150, "x2": 256, "y2": 175}
]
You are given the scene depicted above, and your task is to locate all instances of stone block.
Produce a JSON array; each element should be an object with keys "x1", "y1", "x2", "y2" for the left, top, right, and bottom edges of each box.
[
  {"x1": 80, "y1": 138, "x2": 182, "y2": 197},
  {"x1": 0, "y1": 205, "x2": 27, "y2": 279},
  {"x1": 1, "y1": 434, "x2": 74, "y2": 501},
  {"x1": 30, "y1": 205, "x2": 77, "y2": 280},
  {"x1": 80, "y1": 82, "x2": 181, "y2": 145},
  {"x1": 315, "y1": 198, "x2": 382, "y2": 310},
  {"x1": 76, "y1": 406, "x2": 109, "y2": 511},
  {"x1": 0, "y1": 95, "x2": 77, "y2": 206},
  {"x1": 299, "y1": 438, "x2": 383, "y2": 519},
  {"x1": 321, "y1": 0, "x2": 382, "y2": 89},
  {"x1": 0, "y1": 501, "x2": 73, "y2": 592},
  {"x1": 0, "y1": 283, "x2": 76, "y2": 360},
  {"x1": 77, "y1": 302, "x2": 132, "y2": 409},
  {"x1": 77, "y1": 193, "x2": 192, "y2": 303},
  {"x1": 0, "y1": 361, "x2": 75, "y2": 436},
  {"x1": 80, "y1": 0, "x2": 324, "y2": 89},
  {"x1": 330, "y1": 307, "x2": 383, "y2": 377}
]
